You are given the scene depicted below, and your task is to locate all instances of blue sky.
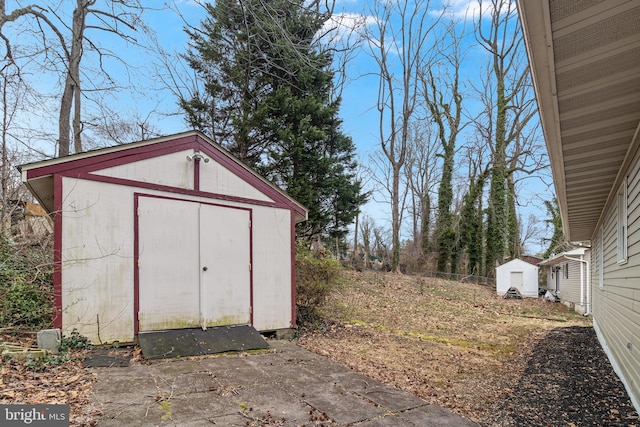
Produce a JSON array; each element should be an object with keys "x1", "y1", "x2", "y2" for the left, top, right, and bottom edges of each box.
[{"x1": 4, "y1": 0, "x2": 553, "y2": 254}]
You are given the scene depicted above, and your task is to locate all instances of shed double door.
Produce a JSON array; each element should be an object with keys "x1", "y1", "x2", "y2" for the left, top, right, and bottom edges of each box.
[{"x1": 137, "y1": 196, "x2": 251, "y2": 332}]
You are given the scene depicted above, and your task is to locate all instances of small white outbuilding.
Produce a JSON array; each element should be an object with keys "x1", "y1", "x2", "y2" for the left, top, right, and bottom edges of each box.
[
  {"x1": 495, "y1": 258, "x2": 539, "y2": 298},
  {"x1": 19, "y1": 131, "x2": 307, "y2": 344}
]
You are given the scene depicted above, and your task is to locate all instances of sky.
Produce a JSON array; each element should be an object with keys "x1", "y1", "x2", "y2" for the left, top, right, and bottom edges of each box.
[{"x1": 4, "y1": 0, "x2": 554, "y2": 254}]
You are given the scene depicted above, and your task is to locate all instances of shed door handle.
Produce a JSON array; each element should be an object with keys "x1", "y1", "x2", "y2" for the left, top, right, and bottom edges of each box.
[{"x1": 202, "y1": 266, "x2": 208, "y2": 272}]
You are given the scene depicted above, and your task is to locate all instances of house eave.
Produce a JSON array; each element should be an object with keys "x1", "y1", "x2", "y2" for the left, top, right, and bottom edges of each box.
[{"x1": 516, "y1": 0, "x2": 640, "y2": 243}]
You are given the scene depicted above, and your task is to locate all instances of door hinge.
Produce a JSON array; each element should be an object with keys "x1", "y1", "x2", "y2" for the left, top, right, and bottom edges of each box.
[
  {"x1": 248, "y1": 219, "x2": 251, "y2": 228},
  {"x1": 249, "y1": 263, "x2": 252, "y2": 271}
]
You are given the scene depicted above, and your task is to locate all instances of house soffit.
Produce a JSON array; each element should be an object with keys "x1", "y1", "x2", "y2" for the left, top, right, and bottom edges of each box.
[{"x1": 519, "y1": 0, "x2": 640, "y2": 242}]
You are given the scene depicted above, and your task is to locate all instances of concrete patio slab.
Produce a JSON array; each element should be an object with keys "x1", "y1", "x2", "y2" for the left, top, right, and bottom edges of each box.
[{"x1": 88, "y1": 339, "x2": 477, "y2": 426}]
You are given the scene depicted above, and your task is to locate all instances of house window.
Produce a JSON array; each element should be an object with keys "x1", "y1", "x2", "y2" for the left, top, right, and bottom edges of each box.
[
  {"x1": 563, "y1": 263, "x2": 569, "y2": 279},
  {"x1": 617, "y1": 178, "x2": 628, "y2": 265},
  {"x1": 599, "y1": 225, "x2": 604, "y2": 289}
]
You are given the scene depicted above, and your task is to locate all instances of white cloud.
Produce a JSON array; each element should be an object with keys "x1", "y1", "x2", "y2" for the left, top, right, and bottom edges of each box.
[
  {"x1": 431, "y1": 0, "x2": 516, "y2": 21},
  {"x1": 319, "y1": 12, "x2": 378, "y2": 44}
]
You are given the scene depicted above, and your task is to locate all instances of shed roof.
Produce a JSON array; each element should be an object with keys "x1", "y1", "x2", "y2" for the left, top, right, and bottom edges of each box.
[
  {"x1": 496, "y1": 258, "x2": 539, "y2": 271},
  {"x1": 18, "y1": 130, "x2": 307, "y2": 223},
  {"x1": 516, "y1": 0, "x2": 640, "y2": 242}
]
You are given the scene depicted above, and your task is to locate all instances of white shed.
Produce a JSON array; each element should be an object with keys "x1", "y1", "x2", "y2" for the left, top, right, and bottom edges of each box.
[
  {"x1": 19, "y1": 131, "x2": 307, "y2": 344},
  {"x1": 495, "y1": 259, "x2": 539, "y2": 298}
]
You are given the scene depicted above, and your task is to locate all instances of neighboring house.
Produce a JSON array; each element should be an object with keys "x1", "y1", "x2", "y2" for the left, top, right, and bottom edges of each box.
[
  {"x1": 496, "y1": 258, "x2": 539, "y2": 298},
  {"x1": 15, "y1": 201, "x2": 53, "y2": 237},
  {"x1": 521, "y1": 254, "x2": 542, "y2": 267},
  {"x1": 18, "y1": 131, "x2": 308, "y2": 344},
  {"x1": 539, "y1": 248, "x2": 591, "y2": 314},
  {"x1": 517, "y1": 0, "x2": 640, "y2": 411}
]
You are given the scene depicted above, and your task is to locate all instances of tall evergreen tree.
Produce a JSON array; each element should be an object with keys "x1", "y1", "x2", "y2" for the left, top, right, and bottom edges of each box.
[
  {"x1": 182, "y1": 0, "x2": 365, "y2": 243},
  {"x1": 181, "y1": 0, "x2": 270, "y2": 167}
]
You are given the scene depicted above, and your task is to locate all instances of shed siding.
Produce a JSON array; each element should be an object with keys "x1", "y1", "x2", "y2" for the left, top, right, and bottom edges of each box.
[
  {"x1": 250, "y1": 205, "x2": 294, "y2": 331},
  {"x1": 199, "y1": 158, "x2": 274, "y2": 203},
  {"x1": 60, "y1": 175, "x2": 295, "y2": 343},
  {"x1": 93, "y1": 150, "x2": 193, "y2": 190},
  {"x1": 61, "y1": 177, "x2": 135, "y2": 343},
  {"x1": 591, "y1": 146, "x2": 640, "y2": 410},
  {"x1": 496, "y1": 259, "x2": 538, "y2": 297}
]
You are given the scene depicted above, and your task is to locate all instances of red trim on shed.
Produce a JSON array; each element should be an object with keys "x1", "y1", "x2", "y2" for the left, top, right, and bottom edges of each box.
[
  {"x1": 25, "y1": 135, "x2": 198, "y2": 180},
  {"x1": 194, "y1": 157, "x2": 200, "y2": 191},
  {"x1": 53, "y1": 174, "x2": 63, "y2": 329},
  {"x1": 66, "y1": 171, "x2": 281, "y2": 211},
  {"x1": 133, "y1": 195, "x2": 141, "y2": 335},
  {"x1": 248, "y1": 210, "x2": 254, "y2": 325},
  {"x1": 290, "y1": 211, "x2": 297, "y2": 327},
  {"x1": 22, "y1": 132, "x2": 306, "y2": 220}
]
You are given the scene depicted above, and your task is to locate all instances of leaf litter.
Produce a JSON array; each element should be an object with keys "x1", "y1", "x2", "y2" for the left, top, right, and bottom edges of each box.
[
  {"x1": 1, "y1": 269, "x2": 637, "y2": 426},
  {"x1": 297, "y1": 270, "x2": 638, "y2": 426}
]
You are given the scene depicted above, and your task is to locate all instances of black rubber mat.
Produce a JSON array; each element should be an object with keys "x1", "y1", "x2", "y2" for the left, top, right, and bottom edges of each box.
[
  {"x1": 83, "y1": 347, "x2": 132, "y2": 367},
  {"x1": 137, "y1": 325, "x2": 269, "y2": 360}
]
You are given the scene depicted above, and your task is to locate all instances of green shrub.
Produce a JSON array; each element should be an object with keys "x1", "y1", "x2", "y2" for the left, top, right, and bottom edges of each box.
[
  {"x1": 59, "y1": 328, "x2": 92, "y2": 351},
  {"x1": 24, "y1": 330, "x2": 91, "y2": 372},
  {"x1": 0, "y1": 237, "x2": 54, "y2": 328},
  {"x1": 295, "y1": 243, "x2": 342, "y2": 326}
]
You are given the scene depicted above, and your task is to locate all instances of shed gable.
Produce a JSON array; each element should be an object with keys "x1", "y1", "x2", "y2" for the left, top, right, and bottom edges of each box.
[{"x1": 20, "y1": 131, "x2": 304, "y2": 220}]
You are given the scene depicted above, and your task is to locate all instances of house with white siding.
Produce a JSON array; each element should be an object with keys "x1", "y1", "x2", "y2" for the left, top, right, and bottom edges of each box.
[
  {"x1": 517, "y1": 0, "x2": 640, "y2": 412},
  {"x1": 539, "y1": 248, "x2": 591, "y2": 314}
]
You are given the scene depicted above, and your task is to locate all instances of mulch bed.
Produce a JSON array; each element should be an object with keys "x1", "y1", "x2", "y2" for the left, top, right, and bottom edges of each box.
[{"x1": 483, "y1": 326, "x2": 638, "y2": 426}]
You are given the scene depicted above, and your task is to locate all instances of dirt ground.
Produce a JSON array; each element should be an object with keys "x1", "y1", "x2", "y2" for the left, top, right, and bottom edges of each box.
[
  {"x1": 1, "y1": 269, "x2": 638, "y2": 426},
  {"x1": 297, "y1": 270, "x2": 639, "y2": 426}
]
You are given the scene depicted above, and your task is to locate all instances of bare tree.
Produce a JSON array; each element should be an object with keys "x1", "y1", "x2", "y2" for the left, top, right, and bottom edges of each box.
[
  {"x1": 359, "y1": 214, "x2": 374, "y2": 268},
  {"x1": 420, "y1": 17, "x2": 467, "y2": 273},
  {"x1": 55, "y1": 0, "x2": 150, "y2": 156},
  {"x1": 1, "y1": 63, "x2": 19, "y2": 235},
  {"x1": 404, "y1": 121, "x2": 438, "y2": 262},
  {"x1": 2, "y1": 1, "x2": 158, "y2": 157},
  {"x1": 474, "y1": 0, "x2": 539, "y2": 274},
  {"x1": 365, "y1": 0, "x2": 442, "y2": 272}
]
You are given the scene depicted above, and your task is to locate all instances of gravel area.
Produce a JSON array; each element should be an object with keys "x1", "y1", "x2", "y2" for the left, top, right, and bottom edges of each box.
[{"x1": 483, "y1": 326, "x2": 638, "y2": 426}]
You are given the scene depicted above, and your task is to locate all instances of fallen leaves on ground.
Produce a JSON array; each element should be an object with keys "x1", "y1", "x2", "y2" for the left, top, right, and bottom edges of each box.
[
  {"x1": 0, "y1": 334, "x2": 98, "y2": 426},
  {"x1": 297, "y1": 270, "x2": 637, "y2": 425},
  {"x1": 2, "y1": 269, "x2": 638, "y2": 426}
]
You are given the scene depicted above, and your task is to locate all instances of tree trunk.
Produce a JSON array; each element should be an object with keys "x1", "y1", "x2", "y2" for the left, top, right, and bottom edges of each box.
[
  {"x1": 1, "y1": 72, "x2": 10, "y2": 236},
  {"x1": 58, "y1": 0, "x2": 88, "y2": 157}
]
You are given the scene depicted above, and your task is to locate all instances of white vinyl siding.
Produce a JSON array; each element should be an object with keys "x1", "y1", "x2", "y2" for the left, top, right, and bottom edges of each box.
[
  {"x1": 617, "y1": 177, "x2": 628, "y2": 265},
  {"x1": 592, "y1": 147, "x2": 640, "y2": 411},
  {"x1": 598, "y1": 226, "x2": 604, "y2": 289},
  {"x1": 543, "y1": 250, "x2": 589, "y2": 312}
]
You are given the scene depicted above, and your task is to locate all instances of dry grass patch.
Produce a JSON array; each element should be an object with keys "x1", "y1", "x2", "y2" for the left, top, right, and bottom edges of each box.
[{"x1": 297, "y1": 269, "x2": 591, "y2": 423}]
